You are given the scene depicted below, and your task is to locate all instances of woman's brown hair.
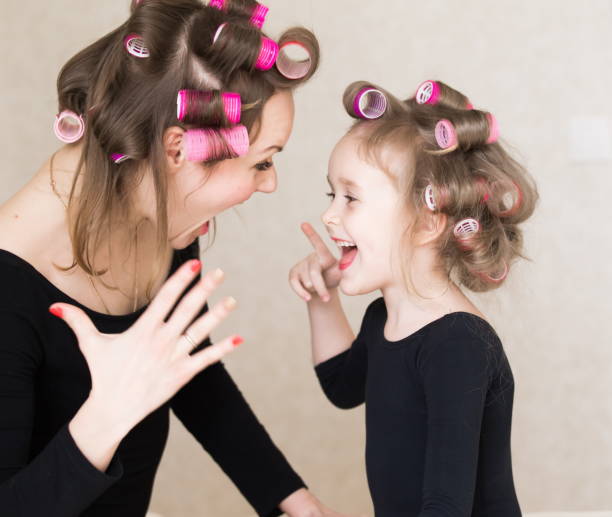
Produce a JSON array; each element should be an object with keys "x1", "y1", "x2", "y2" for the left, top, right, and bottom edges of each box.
[
  {"x1": 342, "y1": 80, "x2": 538, "y2": 293},
  {"x1": 55, "y1": 0, "x2": 320, "y2": 302}
]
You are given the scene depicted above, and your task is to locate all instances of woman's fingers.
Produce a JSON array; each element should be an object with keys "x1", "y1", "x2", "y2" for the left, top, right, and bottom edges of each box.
[
  {"x1": 49, "y1": 304, "x2": 99, "y2": 349},
  {"x1": 165, "y1": 268, "x2": 225, "y2": 336},
  {"x1": 186, "y1": 334, "x2": 242, "y2": 377},
  {"x1": 301, "y1": 223, "x2": 336, "y2": 268},
  {"x1": 139, "y1": 259, "x2": 202, "y2": 329},
  {"x1": 175, "y1": 296, "x2": 237, "y2": 356}
]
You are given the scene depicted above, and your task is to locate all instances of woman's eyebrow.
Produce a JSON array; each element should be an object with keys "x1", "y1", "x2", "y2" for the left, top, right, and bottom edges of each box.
[{"x1": 260, "y1": 145, "x2": 284, "y2": 154}]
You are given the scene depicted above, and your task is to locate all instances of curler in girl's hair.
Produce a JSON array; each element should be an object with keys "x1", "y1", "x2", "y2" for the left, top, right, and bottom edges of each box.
[
  {"x1": 110, "y1": 153, "x2": 130, "y2": 164},
  {"x1": 183, "y1": 125, "x2": 249, "y2": 162},
  {"x1": 209, "y1": 0, "x2": 225, "y2": 8},
  {"x1": 483, "y1": 262, "x2": 509, "y2": 283},
  {"x1": 435, "y1": 119, "x2": 458, "y2": 150},
  {"x1": 250, "y1": 3, "x2": 269, "y2": 29},
  {"x1": 486, "y1": 113, "x2": 500, "y2": 143},
  {"x1": 53, "y1": 110, "x2": 85, "y2": 143},
  {"x1": 124, "y1": 34, "x2": 149, "y2": 58},
  {"x1": 453, "y1": 218, "x2": 480, "y2": 250},
  {"x1": 424, "y1": 184, "x2": 437, "y2": 211},
  {"x1": 415, "y1": 80, "x2": 441, "y2": 105},
  {"x1": 414, "y1": 79, "x2": 473, "y2": 109},
  {"x1": 275, "y1": 41, "x2": 313, "y2": 80},
  {"x1": 352, "y1": 88, "x2": 388, "y2": 120},
  {"x1": 177, "y1": 90, "x2": 242, "y2": 125},
  {"x1": 213, "y1": 24, "x2": 278, "y2": 71},
  {"x1": 497, "y1": 181, "x2": 523, "y2": 218}
]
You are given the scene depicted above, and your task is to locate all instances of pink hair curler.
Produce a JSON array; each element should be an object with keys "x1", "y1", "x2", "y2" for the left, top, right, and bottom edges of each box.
[
  {"x1": 275, "y1": 41, "x2": 312, "y2": 79},
  {"x1": 110, "y1": 153, "x2": 130, "y2": 164},
  {"x1": 209, "y1": 0, "x2": 226, "y2": 9},
  {"x1": 255, "y1": 37, "x2": 279, "y2": 70},
  {"x1": 486, "y1": 113, "x2": 500, "y2": 143},
  {"x1": 483, "y1": 262, "x2": 509, "y2": 283},
  {"x1": 466, "y1": 102, "x2": 474, "y2": 110},
  {"x1": 415, "y1": 80, "x2": 441, "y2": 105},
  {"x1": 124, "y1": 34, "x2": 149, "y2": 58},
  {"x1": 497, "y1": 181, "x2": 523, "y2": 218},
  {"x1": 453, "y1": 218, "x2": 480, "y2": 250},
  {"x1": 184, "y1": 125, "x2": 249, "y2": 162},
  {"x1": 213, "y1": 23, "x2": 227, "y2": 44},
  {"x1": 424, "y1": 184, "x2": 437, "y2": 211},
  {"x1": 353, "y1": 88, "x2": 387, "y2": 119},
  {"x1": 53, "y1": 110, "x2": 85, "y2": 143},
  {"x1": 435, "y1": 119, "x2": 458, "y2": 149},
  {"x1": 250, "y1": 3, "x2": 269, "y2": 29},
  {"x1": 177, "y1": 90, "x2": 242, "y2": 124}
]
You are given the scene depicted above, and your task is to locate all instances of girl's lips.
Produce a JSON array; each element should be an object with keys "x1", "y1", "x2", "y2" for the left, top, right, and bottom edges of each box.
[{"x1": 339, "y1": 247, "x2": 358, "y2": 271}]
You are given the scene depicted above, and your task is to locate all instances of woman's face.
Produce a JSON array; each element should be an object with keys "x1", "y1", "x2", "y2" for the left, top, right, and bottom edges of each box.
[{"x1": 163, "y1": 90, "x2": 295, "y2": 249}]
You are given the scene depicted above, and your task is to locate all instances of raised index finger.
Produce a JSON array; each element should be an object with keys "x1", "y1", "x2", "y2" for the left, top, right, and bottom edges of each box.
[{"x1": 301, "y1": 222, "x2": 336, "y2": 265}]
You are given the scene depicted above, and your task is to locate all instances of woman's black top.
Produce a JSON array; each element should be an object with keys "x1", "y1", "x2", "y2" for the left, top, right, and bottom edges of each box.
[
  {"x1": 315, "y1": 297, "x2": 522, "y2": 517},
  {"x1": 0, "y1": 241, "x2": 305, "y2": 517}
]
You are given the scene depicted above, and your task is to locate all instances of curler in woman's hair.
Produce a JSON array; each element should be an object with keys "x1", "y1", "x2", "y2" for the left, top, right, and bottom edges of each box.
[
  {"x1": 275, "y1": 41, "x2": 313, "y2": 80},
  {"x1": 415, "y1": 80, "x2": 441, "y2": 105},
  {"x1": 424, "y1": 184, "x2": 437, "y2": 212},
  {"x1": 53, "y1": 110, "x2": 85, "y2": 143},
  {"x1": 250, "y1": 3, "x2": 269, "y2": 29},
  {"x1": 486, "y1": 113, "x2": 500, "y2": 143},
  {"x1": 209, "y1": 0, "x2": 225, "y2": 8},
  {"x1": 183, "y1": 125, "x2": 249, "y2": 162},
  {"x1": 453, "y1": 218, "x2": 480, "y2": 250},
  {"x1": 177, "y1": 90, "x2": 242, "y2": 125},
  {"x1": 352, "y1": 88, "x2": 388, "y2": 119},
  {"x1": 124, "y1": 34, "x2": 149, "y2": 58},
  {"x1": 435, "y1": 119, "x2": 458, "y2": 150},
  {"x1": 110, "y1": 153, "x2": 130, "y2": 164},
  {"x1": 483, "y1": 262, "x2": 509, "y2": 283},
  {"x1": 213, "y1": 24, "x2": 278, "y2": 71},
  {"x1": 497, "y1": 181, "x2": 523, "y2": 218}
]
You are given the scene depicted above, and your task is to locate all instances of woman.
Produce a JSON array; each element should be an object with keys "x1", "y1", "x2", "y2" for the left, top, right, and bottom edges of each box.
[{"x1": 0, "y1": 1, "x2": 354, "y2": 516}]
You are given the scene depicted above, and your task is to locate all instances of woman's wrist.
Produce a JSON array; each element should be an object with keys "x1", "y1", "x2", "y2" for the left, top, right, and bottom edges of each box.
[{"x1": 278, "y1": 488, "x2": 322, "y2": 517}]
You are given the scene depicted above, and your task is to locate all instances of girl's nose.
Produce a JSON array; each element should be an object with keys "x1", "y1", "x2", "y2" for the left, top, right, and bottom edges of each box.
[{"x1": 321, "y1": 207, "x2": 340, "y2": 226}]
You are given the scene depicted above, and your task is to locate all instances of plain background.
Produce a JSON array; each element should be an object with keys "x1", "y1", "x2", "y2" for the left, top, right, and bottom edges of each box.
[{"x1": 1, "y1": 1, "x2": 611, "y2": 515}]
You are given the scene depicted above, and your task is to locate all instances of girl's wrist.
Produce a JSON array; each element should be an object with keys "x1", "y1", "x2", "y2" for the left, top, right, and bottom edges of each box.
[{"x1": 278, "y1": 488, "x2": 321, "y2": 517}]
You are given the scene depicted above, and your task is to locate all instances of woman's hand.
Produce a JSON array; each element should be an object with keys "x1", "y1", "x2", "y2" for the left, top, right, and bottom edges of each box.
[
  {"x1": 289, "y1": 223, "x2": 342, "y2": 303},
  {"x1": 279, "y1": 488, "x2": 368, "y2": 517},
  {"x1": 51, "y1": 259, "x2": 241, "y2": 436}
]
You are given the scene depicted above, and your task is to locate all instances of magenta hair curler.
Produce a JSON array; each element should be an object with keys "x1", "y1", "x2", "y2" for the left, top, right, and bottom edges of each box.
[
  {"x1": 255, "y1": 36, "x2": 279, "y2": 70},
  {"x1": 415, "y1": 80, "x2": 441, "y2": 105},
  {"x1": 53, "y1": 110, "x2": 85, "y2": 144},
  {"x1": 177, "y1": 90, "x2": 242, "y2": 125},
  {"x1": 183, "y1": 125, "x2": 249, "y2": 162},
  {"x1": 275, "y1": 41, "x2": 312, "y2": 79},
  {"x1": 124, "y1": 34, "x2": 149, "y2": 58},
  {"x1": 250, "y1": 3, "x2": 269, "y2": 28},
  {"x1": 209, "y1": 0, "x2": 226, "y2": 8},
  {"x1": 486, "y1": 113, "x2": 500, "y2": 143},
  {"x1": 435, "y1": 119, "x2": 458, "y2": 149},
  {"x1": 353, "y1": 88, "x2": 387, "y2": 119},
  {"x1": 110, "y1": 153, "x2": 130, "y2": 164}
]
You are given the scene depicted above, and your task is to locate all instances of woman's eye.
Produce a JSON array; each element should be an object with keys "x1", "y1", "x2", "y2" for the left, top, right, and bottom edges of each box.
[{"x1": 255, "y1": 160, "x2": 274, "y2": 171}]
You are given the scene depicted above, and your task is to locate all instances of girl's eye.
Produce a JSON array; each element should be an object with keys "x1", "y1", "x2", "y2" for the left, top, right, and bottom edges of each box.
[
  {"x1": 344, "y1": 195, "x2": 357, "y2": 203},
  {"x1": 325, "y1": 192, "x2": 357, "y2": 203},
  {"x1": 255, "y1": 160, "x2": 274, "y2": 171},
  {"x1": 325, "y1": 192, "x2": 335, "y2": 199}
]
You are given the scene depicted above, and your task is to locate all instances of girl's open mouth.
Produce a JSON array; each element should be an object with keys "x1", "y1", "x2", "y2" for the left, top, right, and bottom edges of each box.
[{"x1": 336, "y1": 239, "x2": 358, "y2": 271}]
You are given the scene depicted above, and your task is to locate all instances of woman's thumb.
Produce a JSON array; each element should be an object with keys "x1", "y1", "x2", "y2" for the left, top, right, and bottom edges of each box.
[{"x1": 49, "y1": 304, "x2": 98, "y2": 346}]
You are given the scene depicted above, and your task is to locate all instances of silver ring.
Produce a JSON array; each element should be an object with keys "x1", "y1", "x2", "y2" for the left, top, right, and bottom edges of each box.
[{"x1": 182, "y1": 330, "x2": 198, "y2": 351}]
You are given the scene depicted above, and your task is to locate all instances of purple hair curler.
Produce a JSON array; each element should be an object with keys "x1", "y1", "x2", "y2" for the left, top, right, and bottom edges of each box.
[
  {"x1": 183, "y1": 125, "x2": 249, "y2": 162},
  {"x1": 124, "y1": 34, "x2": 149, "y2": 58},
  {"x1": 486, "y1": 113, "x2": 500, "y2": 143},
  {"x1": 177, "y1": 90, "x2": 242, "y2": 125},
  {"x1": 53, "y1": 110, "x2": 85, "y2": 144},
  {"x1": 435, "y1": 119, "x2": 458, "y2": 149},
  {"x1": 250, "y1": 3, "x2": 269, "y2": 28},
  {"x1": 353, "y1": 88, "x2": 387, "y2": 119},
  {"x1": 110, "y1": 153, "x2": 130, "y2": 164},
  {"x1": 275, "y1": 41, "x2": 312, "y2": 79},
  {"x1": 415, "y1": 80, "x2": 441, "y2": 105}
]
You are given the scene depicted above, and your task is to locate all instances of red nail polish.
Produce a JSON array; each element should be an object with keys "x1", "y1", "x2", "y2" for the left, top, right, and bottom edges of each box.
[
  {"x1": 191, "y1": 260, "x2": 202, "y2": 273},
  {"x1": 232, "y1": 336, "x2": 244, "y2": 347},
  {"x1": 49, "y1": 306, "x2": 63, "y2": 318}
]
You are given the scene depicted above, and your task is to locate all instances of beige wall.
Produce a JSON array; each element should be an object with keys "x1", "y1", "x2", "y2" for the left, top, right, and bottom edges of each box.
[{"x1": 1, "y1": 0, "x2": 611, "y2": 515}]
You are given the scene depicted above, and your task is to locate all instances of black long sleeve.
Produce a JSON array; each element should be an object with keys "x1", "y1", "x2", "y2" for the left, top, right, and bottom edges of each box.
[{"x1": 314, "y1": 297, "x2": 521, "y2": 517}]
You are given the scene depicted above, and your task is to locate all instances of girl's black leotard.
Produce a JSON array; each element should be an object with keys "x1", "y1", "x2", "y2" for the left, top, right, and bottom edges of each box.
[
  {"x1": 0, "y1": 241, "x2": 305, "y2": 517},
  {"x1": 315, "y1": 297, "x2": 522, "y2": 517}
]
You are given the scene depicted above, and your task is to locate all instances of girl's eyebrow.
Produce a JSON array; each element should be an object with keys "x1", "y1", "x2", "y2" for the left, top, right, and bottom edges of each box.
[{"x1": 326, "y1": 175, "x2": 361, "y2": 190}]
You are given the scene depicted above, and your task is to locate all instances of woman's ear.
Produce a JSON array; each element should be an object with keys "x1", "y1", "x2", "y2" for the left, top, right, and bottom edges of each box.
[
  {"x1": 413, "y1": 211, "x2": 447, "y2": 247},
  {"x1": 163, "y1": 126, "x2": 186, "y2": 173}
]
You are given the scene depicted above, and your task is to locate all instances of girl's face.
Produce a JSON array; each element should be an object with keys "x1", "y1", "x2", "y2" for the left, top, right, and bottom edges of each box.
[
  {"x1": 322, "y1": 132, "x2": 407, "y2": 296},
  {"x1": 164, "y1": 90, "x2": 295, "y2": 249}
]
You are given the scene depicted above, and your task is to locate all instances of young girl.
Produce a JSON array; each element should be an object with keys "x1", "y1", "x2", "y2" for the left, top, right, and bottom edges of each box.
[{"x1": 289, "y1": 80, "x2": 538, "y2": 516}]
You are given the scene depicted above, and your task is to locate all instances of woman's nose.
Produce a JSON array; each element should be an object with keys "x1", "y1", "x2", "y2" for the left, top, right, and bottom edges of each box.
[{"x1": 257, "y1": 169, "x2": 277, "y2": 194}]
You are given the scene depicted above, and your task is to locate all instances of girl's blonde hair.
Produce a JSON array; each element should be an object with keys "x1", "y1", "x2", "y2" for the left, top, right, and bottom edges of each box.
[{"x1": 343, "y1": 80, "x2": 538, "y2": 293}]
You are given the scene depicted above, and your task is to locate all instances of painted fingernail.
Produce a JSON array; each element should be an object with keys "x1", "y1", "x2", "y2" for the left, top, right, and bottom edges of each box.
[
  {"x1": 213, "y1": 268, "x2": 224, "y2": 280},
  {"x1": 232, "y1": 336, "x2": 244, "y2": 347},
  {"x1": 224, "y1": 297, "x2": 237, "y2": 310},
  {"x1": 49, "y1": 306, "x2": 63, "y2": 318},
  {"x1": 191, "y1": 260, "x2": 202, "y2": 273}
]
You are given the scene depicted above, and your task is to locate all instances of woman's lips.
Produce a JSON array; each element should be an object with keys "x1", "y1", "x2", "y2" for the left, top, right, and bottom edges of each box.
[{"x1": 198, "y1": 221, "x2": 210, "y2": 236}]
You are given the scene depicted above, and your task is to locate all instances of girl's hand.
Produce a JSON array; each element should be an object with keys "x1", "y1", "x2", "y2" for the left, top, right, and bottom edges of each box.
[
  {"x1": 289, "y1": 222, "x2": 342, "y2": 303},
  {"x1": 50, "y1": 259, "x2": 241, "y2": 434},
  {"x1": 280, "y1": 488, "x2": 368, "y2": 517}
]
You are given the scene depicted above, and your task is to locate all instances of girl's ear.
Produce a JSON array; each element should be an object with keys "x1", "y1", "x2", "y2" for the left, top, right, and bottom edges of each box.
[
  {"x1": 163, "y1": 126, "x2": 187, "y2": 173},
  {"x1": 413, "y1": 211, "x2": 447, "y2": 247}
]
